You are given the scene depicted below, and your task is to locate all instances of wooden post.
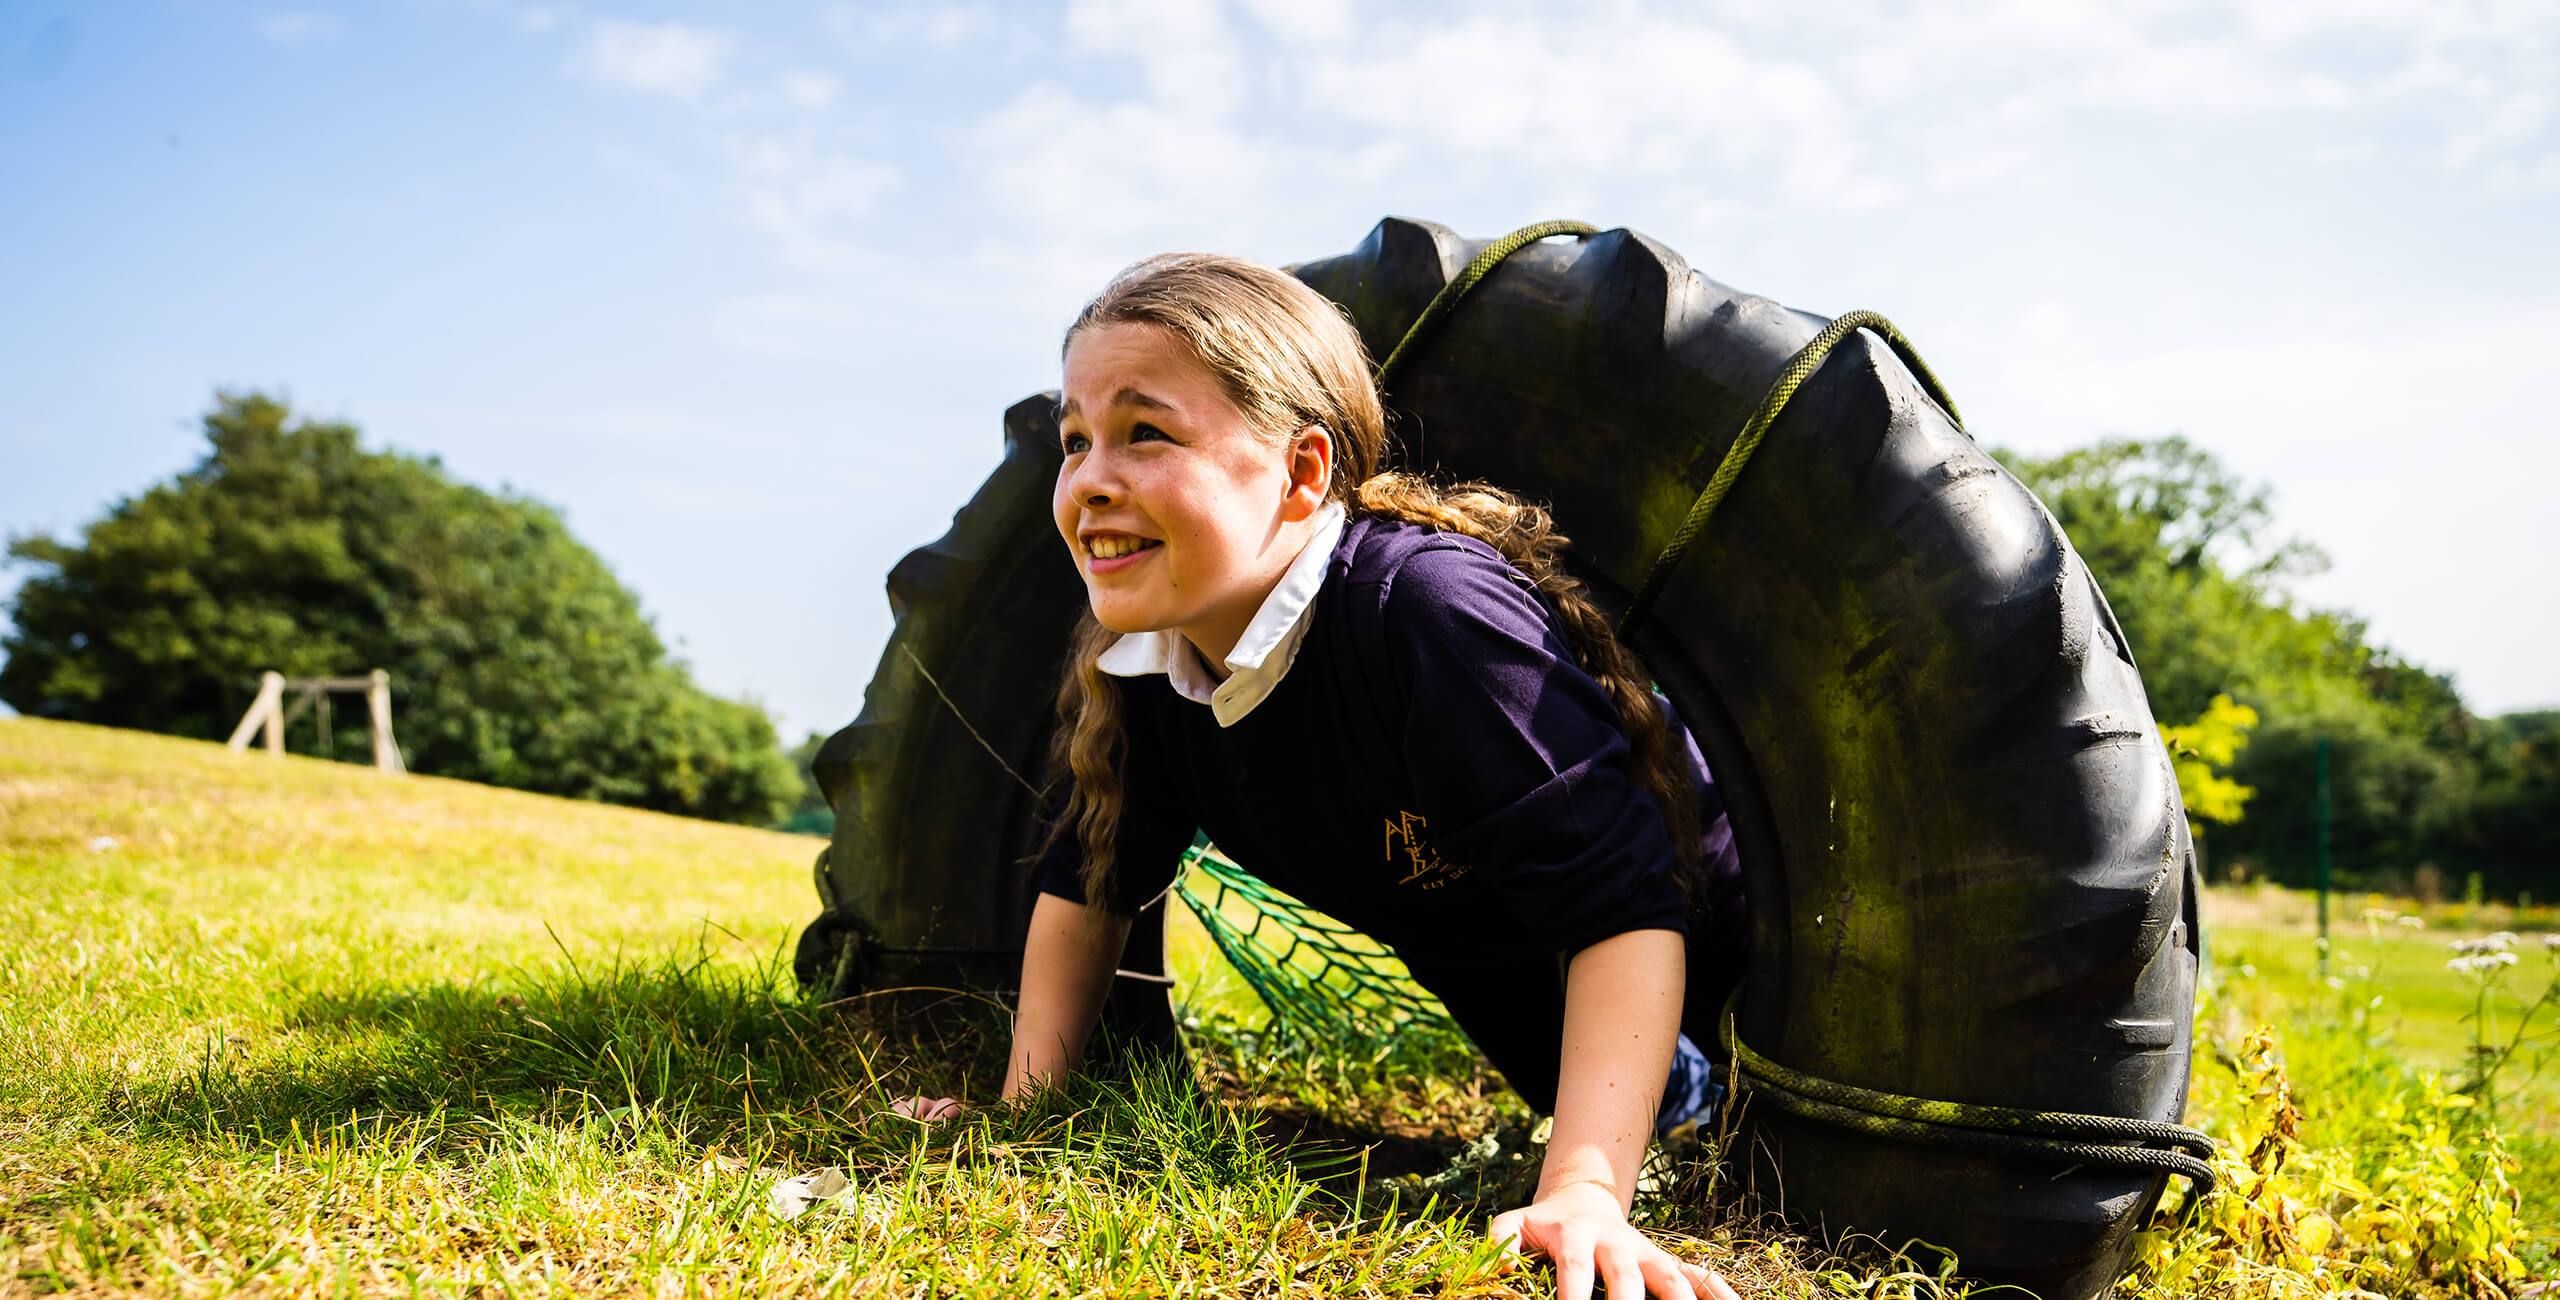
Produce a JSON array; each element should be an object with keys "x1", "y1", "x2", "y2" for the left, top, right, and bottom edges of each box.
[
  {"x1": 226, "y1": 672, "x2": 285, "y2": 754},
  {"x1": 228, "y1": 670, "x2": 402, "y2": 773},
  {"x1": 366, "y1": 669, "x2": 404, "y2": 774}
]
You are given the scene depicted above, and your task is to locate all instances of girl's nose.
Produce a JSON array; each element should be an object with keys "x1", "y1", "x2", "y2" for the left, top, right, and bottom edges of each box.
[{"x1": 1066, "y1": 446, "x2": 1119, "y2": 507}]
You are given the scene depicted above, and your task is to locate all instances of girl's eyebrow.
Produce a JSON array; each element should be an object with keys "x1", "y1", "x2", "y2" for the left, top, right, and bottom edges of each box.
[{"x1": 1059, "y1": 387, "x2": 1175, "y2": 423}]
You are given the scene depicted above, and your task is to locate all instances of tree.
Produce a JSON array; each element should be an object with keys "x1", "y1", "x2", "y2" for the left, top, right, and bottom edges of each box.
[
  {"x1": 2452, "y1": 712, "x2": 2560, "y2": 892},
  {"x1": 2, "y1": 392, "x2": 797, "y2": 825},
  {"x1": 1999, "y1": 437, "x2": 2487, "y2": 890},
  {"x1": 2000, "y1": 436, "x2": 2338, "y2": 720}
]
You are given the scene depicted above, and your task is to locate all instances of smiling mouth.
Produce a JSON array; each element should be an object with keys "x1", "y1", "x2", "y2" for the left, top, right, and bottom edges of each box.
[{"x1": 1085, "y1": 536, "x2": 1162, "y2": 560}]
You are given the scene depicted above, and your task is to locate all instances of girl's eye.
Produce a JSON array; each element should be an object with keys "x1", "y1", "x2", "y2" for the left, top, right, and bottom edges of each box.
[
  {"x1": 1061, "y1": 432, "x2": 1091, "y2": 454},
  {"x1": 1131, "y1": 423, "x2": 1170, "y2": 443}
]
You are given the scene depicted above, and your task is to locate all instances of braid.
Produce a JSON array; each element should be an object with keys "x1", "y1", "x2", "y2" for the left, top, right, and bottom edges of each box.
[
  {"x1": 1045, "y1": 614, "x2": 1128, "y2": 908},
  {"x1": 1356, "y1": 472, "x2": 1706, "y2": 890}
]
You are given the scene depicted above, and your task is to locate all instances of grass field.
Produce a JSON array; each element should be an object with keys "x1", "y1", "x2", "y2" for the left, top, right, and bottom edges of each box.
[
  {"x1": 2204, "y1": 880, "x2": 2560, "y2": 1242},
  {"x1": 2, "y1": 716, "x2": 2546, "y2": 1297},
  {"x1": 2205, "y1": 883, "x2": 2560, "y2": 1095}
]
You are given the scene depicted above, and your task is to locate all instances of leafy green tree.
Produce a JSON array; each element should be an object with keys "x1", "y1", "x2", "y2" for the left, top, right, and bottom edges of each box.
[
  {"x1": 2000, "y1": 436, "x2": 2339, "y2": 720},
  {"x1": 2, "y1": 392, "x2": 797, "y2": 825},
  {"x1": 1999, "y1": 437, "x2": 2487, "y2": 889},
  {"x1": 2452, "y1": 712, "x2": 2560, "y2": 891}
]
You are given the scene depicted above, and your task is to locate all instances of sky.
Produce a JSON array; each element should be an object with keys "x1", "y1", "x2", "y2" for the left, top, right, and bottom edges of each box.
[{"x1": 2, "y1": 0, "x2": 2555, "y2": 742}]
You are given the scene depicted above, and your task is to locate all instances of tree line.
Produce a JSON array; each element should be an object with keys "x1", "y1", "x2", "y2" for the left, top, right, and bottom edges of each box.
[{"x1": 2001, "y1": 438, "x2": 2557, "y2": 897}]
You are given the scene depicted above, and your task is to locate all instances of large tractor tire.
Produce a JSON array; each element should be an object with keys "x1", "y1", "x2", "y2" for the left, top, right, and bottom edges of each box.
[{"x1": 801, "y1": 217, "x2": 2200, "y2": 1300}]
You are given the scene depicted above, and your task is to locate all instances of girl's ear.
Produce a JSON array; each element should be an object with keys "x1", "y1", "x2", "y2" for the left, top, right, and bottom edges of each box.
[{"x1": 1283, "y1": 423, "x2": 1334, "y2": 522}]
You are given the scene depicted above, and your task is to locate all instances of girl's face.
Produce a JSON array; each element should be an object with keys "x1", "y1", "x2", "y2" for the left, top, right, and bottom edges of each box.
[{"x1": 1054, "y1": 322, "x2": 1330, "y2": 660}]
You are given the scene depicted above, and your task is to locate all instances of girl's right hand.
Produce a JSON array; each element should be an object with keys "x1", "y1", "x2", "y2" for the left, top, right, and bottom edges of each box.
[{"x1": 891, "y1": 1096, "x2": 964, "y2": 1121}]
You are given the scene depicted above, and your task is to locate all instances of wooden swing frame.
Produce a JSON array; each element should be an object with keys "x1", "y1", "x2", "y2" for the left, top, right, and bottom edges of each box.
[{"x1": 223, "y1": 669, "x2": 405, "y2": 773}]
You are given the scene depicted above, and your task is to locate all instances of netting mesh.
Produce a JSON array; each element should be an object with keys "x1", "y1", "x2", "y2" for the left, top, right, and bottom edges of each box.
[{"x1": 1170, "y1": 836, "x2": 1457, "y2": 1039}]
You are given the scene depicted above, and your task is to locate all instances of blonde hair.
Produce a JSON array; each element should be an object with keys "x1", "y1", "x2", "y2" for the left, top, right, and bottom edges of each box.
[{"x1": 1049, "y1": 253, "x2": 1703, "y2": 908}]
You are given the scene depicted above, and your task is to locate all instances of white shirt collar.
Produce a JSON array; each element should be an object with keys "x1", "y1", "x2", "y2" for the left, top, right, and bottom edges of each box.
[{"x1": 1094, "y1": 502, "x2": 1346, "y2": 728}]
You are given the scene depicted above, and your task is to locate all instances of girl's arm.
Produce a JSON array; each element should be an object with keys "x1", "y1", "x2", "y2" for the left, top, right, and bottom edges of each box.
[
  {"x1": 895, "y1": 890, "x2": 1129, "y2": 1119},
  {"x1": 1491, "y1": 928, "x2": 1741, "y2": 1300},
  {"x1": 1002, "y1": 890, "x2": 1133, "y2": 1099}
]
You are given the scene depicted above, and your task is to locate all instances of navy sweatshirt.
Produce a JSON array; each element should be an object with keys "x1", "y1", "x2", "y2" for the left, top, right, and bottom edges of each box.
[{"x1": 1034, "y1": 515, "x2": 1747, "y2": 1112}]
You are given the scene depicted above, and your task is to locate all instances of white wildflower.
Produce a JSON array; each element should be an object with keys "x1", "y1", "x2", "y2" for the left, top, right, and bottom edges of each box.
[
  {"x1": 2449, "y1": 952, "x2": 2522, "y2": 976},
  {"x1": 2397, "y1": 915, "x2": 2427, "y2": 929},
  {"x1": 2450, "y1": 934, "x2": 2521, "y2": 956},
  {"x1": 2360, "y1": 907, "x2": 2396, "y2": 924},
  {"x1": 88, "y1": 836, "x2": 117, "y2": 852},
  {"x1": 2543, "y1": 933, "x2": 2560, "y2": 951}
]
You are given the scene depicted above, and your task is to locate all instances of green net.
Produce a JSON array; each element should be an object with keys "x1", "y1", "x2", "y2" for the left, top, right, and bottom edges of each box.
[{"x1": 1170, "y1": 836, "x2": 1457, "y2": 1040}]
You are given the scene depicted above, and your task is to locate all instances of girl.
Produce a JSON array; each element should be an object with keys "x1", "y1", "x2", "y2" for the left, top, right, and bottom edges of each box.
[{"x1": 901, "y1": 252, "x2": 1749, "y2": 1300}]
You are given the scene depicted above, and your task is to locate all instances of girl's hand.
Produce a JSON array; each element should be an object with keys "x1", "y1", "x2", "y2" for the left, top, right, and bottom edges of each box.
[
  {"x1": 1490, "y1": 1182, "x2": 1740, "y2": 1300},
  {"x1": 889, "y1": 1095, "x2": 964, "y2": 1121}
]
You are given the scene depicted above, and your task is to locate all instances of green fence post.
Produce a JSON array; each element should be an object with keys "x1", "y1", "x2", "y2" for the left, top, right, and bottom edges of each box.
[{"x1": 2316, "y1": 734, "x2": 2332, "y2": 977}]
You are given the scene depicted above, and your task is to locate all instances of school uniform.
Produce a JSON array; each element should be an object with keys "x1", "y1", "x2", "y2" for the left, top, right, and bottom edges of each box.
[{"x1": 1033, "y1": 504, "x2": 1747, "y2": 1126}]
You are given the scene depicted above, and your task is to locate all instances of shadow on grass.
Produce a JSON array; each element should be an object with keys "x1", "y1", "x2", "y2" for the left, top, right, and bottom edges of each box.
[
  {"x1": 1251, "y1": 1108, "x2": 1469, "y2": 1185},
  {"x1": 100, "y1": 945, "x2": 1014, "y2": 1165},
  {"x1": 93, "y1": 942, "x2": 1506, "y2": 1201}
]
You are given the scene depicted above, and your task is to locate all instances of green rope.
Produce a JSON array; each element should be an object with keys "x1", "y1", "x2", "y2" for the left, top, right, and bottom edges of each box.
[
  {"x1": 1171, "y1": 838, "x2": 1455, "y2": 1041},
  {"x1": 1371, "y1": 220, "x2": 1600, "y2": 393},
  {"x1": 1616, "y1": 309, "x2": 1961, "y2": 636},
  {"x1": 1717, "y1": 993, "x2": 2218, "y2": 1202}
]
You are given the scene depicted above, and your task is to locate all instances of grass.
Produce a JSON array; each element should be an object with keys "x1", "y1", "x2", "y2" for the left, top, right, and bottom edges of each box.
[
  {"x1": 2203, "y1": 881, "x2": 2560, "y2": 1240},
  {"x1": 1, "y1": 715, "x2": 2547, "y2": 1297},
  {"x1": 2205, "y1": 884, "x2": 2560, "y2": 1093}
]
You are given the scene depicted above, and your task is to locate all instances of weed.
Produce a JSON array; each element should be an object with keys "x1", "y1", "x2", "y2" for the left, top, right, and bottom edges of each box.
[{"x1": 2445, "y1": 932, "x2": 2560, "y2": 1123}]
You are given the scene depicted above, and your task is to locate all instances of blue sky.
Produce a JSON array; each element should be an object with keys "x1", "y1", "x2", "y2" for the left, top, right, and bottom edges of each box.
[{"x1": 3, "y1": 0, "x2": 2555, "y2": 740}]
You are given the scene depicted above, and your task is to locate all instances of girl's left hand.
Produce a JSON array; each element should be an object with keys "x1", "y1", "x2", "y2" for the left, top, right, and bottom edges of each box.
[{"x1": 1489, "y1": 1182, "x2": 1741, "y2": 1300}]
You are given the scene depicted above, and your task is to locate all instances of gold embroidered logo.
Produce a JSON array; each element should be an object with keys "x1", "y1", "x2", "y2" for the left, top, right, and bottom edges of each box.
[{"x1": 1384, "y1": 811, "x2": 1471, "y2": 889}]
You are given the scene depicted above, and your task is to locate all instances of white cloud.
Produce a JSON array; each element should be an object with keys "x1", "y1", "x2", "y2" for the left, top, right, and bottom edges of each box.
[
  {"x1": 2447, "y1": 87, "x2": 2551, "y2": 169},
  {"x1": 1064, "y1": 0, "x2": 1250, "y2": 118},
  {"x1": 962, "y1": 81, "x2": 1309, "y2": 295},
  {"x1": 580, "y1": 21, "x2": 736, "y2": 101},
  {"x1": 736, "y1": 135, "x2": 900, "y2": 273},
  {"x1": 1304, "y1": 15, "x2": 1871, "y2": 205},
  {"x1": 835, "y1": 3, "x2": 1003, "y2": 50},
  {"x1": 258, "y1": 12, "x2": 345, "y2": 45},
  {"x1": 1234, "y1": 0, "x2": 1353, "y2": 44},
  {"x1": 780, "y1": 71, "x2": 843, "y2": 109}
]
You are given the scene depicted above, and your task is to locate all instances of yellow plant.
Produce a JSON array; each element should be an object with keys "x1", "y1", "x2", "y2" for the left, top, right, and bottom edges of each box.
[
  {"x1": 2163, "y1": 694, "x2": 2259, "y2": 831},
  {"x1": 2126, "y1": 1020, "x2": 2531, "y2": 1298}
]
